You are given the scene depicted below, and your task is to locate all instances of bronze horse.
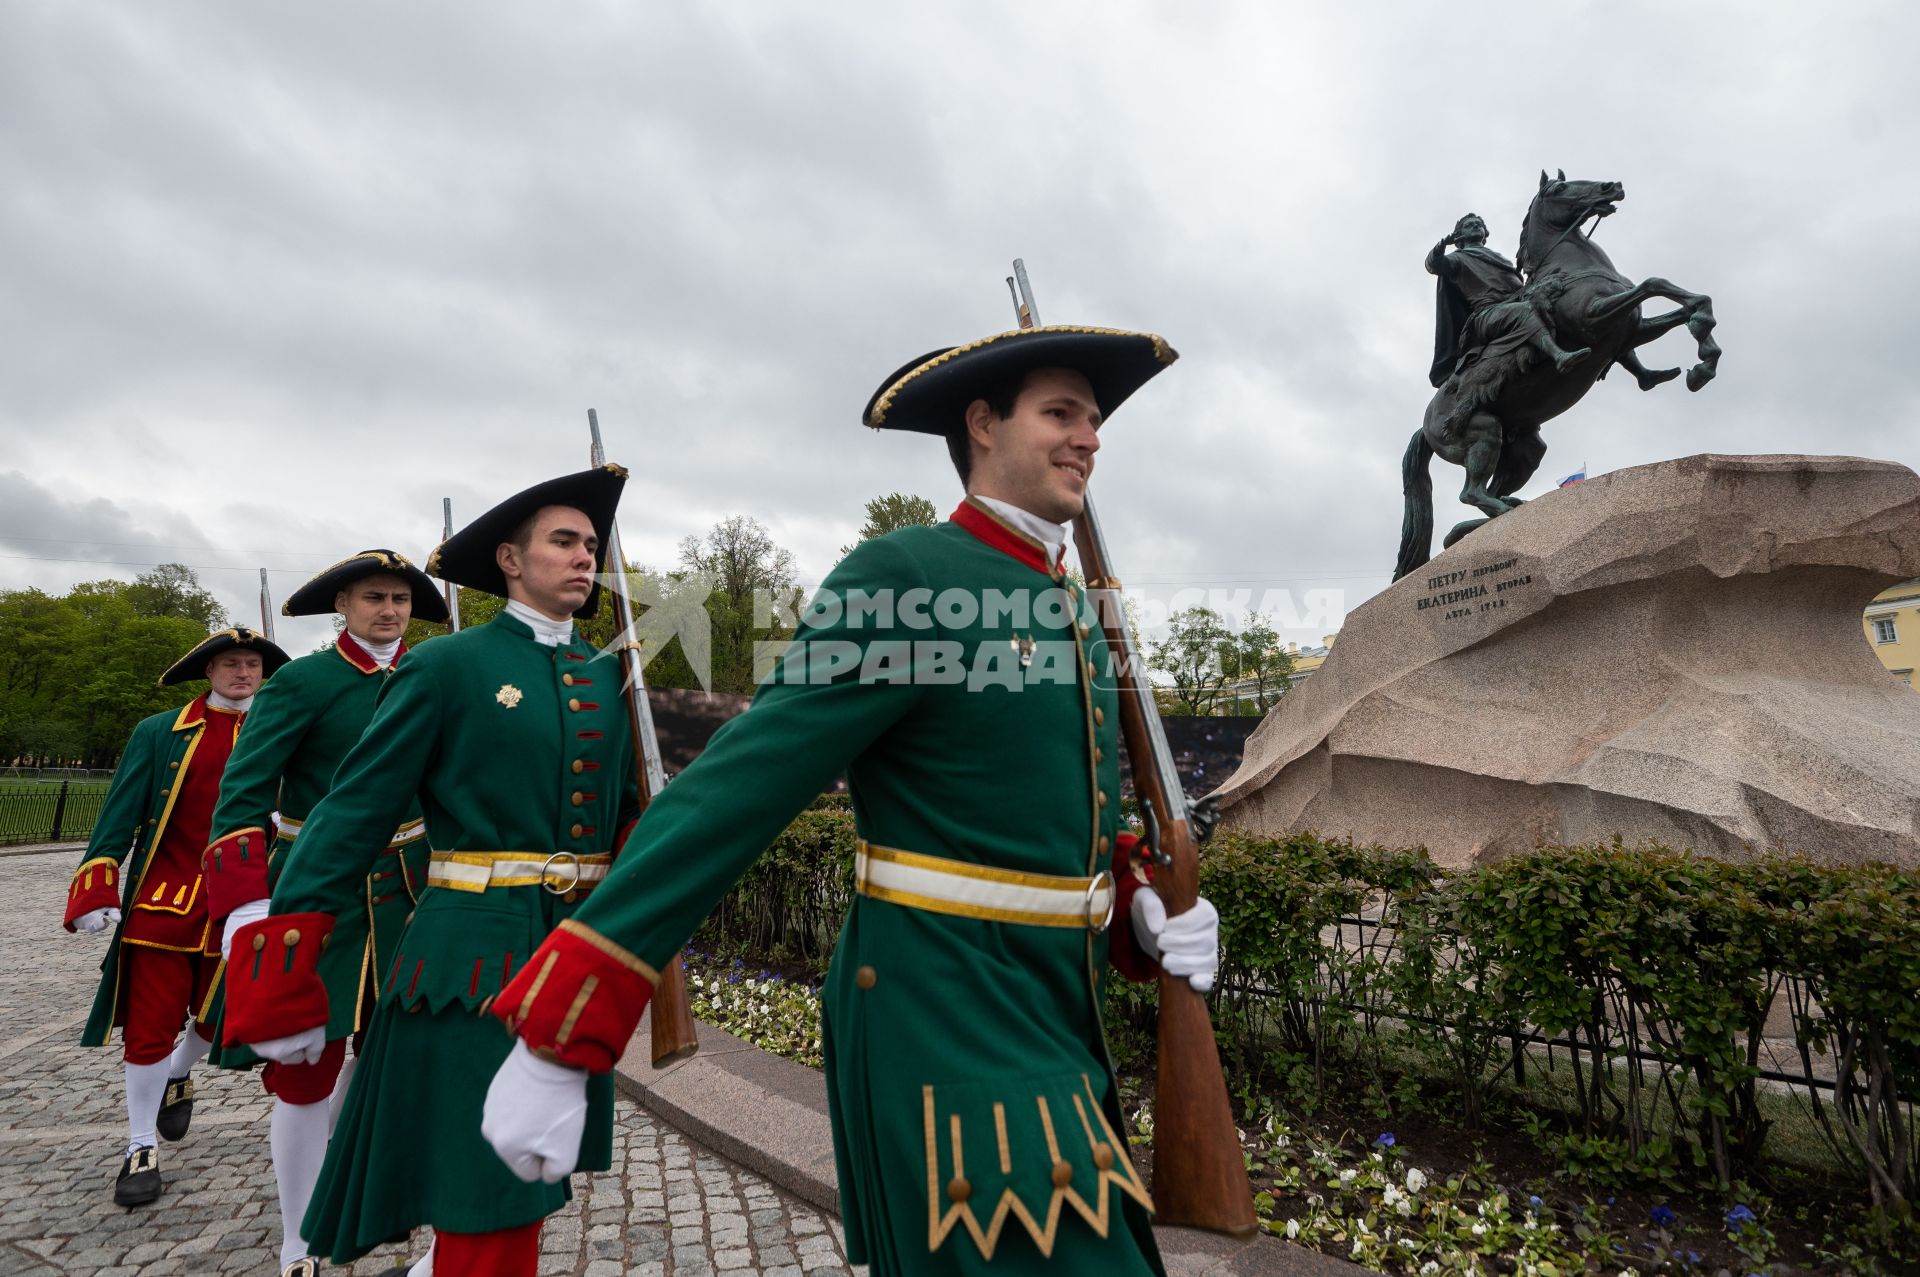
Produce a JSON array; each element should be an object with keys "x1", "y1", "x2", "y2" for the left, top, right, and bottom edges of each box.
[{"x1": 1394, "y1": 171, "x2": 1720, "y2": 580}]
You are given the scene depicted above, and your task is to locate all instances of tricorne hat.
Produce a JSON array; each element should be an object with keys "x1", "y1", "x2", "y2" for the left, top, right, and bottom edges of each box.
[
  {"x1": 425, "y1": 465, "x2": 628, "y2": 620},
  {"x1": 282, "y1": 549, "x2": 450, "y2": 624},
  {"x1": 157, "y1": 627, "x2": 293, "y2": 687},
  {"x1": 861, "y1": 325, "x2": 1177, "y2": 436}
]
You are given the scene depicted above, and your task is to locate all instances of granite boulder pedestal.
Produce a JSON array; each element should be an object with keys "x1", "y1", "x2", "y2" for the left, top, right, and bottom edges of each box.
[{"x1": 1213, "y1": 454, "x2": 1920, "y2": 869}]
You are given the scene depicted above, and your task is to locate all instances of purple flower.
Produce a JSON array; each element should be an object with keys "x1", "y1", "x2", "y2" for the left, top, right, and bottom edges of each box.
[
  {"x1": 1528, "y1": 1195, "x2": 1543, "y2": 1210},
  {"x1": 1726, "y1": 1203, "x2": 1756, "y2": 1230},
  {"x1": 1374, "y1": 1132, "x2": 1395, "y2": 1148},
  {"x1": 1650, "y1": 1204, "x2": 1676, "y2": 1228},
  {"x1": 1685, "y1": 1250, "x2": 1701, "y2": 1265}
]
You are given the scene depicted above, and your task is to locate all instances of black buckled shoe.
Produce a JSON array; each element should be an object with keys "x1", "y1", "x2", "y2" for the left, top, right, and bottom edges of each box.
[
  {"x1": 282, "y1": 1259, "x2": 322, "y2": 1277},
  {"x1": 114, "y1": 1145, "x2": 162, "y2": 1207},
  {"x1": 156, "y1": 1074, "x2": 194, "y2": 1142}
]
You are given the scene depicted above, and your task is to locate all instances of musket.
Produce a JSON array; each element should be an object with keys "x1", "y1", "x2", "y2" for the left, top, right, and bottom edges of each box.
[
  {"x1": 1007, "y1": 261, "x2": 1255, "y2": 1236},
  {"x1": 258, "y1": 569, "x2": 276, "y2": 641},
  {"x1": 587, "y1": 409, "x2": 699, "y2": 1065},
  {"x1": 441, "y1": 499, "x2": 462, "y2": 632}
]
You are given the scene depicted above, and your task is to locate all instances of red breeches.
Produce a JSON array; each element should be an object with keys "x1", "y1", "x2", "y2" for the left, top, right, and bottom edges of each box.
[
  {"x1": 261, "y1": 1036, "x2": 349, "y2": 1105},
  {"x1": 120, "y1": 946, "x2": 218, "y2": 1065},
  {"x1": 434, "y1": 1220, "x2": 542, "y2": 1277}
]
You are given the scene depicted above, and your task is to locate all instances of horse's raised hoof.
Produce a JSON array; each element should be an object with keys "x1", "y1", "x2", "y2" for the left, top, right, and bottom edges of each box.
[
  {"x1": 1686, "y1": 364, "x2": 1716, "y2": 392},
  {"x1": 1637, "y1": 366, "x2": 1682, "y2": 391}
]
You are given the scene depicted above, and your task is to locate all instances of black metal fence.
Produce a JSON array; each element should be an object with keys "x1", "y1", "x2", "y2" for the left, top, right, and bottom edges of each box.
[{"x1": 0, "y1": 779, "x2": 112, "y2": 846}]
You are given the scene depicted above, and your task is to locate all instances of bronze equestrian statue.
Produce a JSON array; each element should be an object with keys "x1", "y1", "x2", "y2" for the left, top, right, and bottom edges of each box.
[{"x1": 1394, "y1": 171, "x2": 1720, "y2": 581}]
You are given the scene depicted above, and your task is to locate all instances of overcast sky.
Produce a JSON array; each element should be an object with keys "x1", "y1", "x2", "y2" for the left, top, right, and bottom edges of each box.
[{"x1": 4, "y1": 2, "x2": 1917, "y2": 658}]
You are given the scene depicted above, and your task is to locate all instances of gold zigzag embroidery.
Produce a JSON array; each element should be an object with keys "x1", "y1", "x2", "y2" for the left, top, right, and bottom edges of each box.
[{"x1": 868, "y1": 326, "x2": 1175, "y2": 428}]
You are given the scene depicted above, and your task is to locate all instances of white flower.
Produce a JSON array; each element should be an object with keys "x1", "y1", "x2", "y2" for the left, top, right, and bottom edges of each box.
[
  {"x1": 1351, "y1": 1239, "x2": 1364, "y2": 1257},
  {"x1": 1382, "y1": 1185, "x2": 1404, "y2": 1207},
  {"x1": 1405, "y1": 1167, "x2": 1428, "y2": 1194},
  {"x1": 1285, "y1": 1219, "x2": 1300, "y2": 1239},
  {"x1": 1339, "y1": 1169, "x2": 1357, "y2": 1184},
  {"x1": 1421, "y1": 1264, "x2": 1440, "y2": 1275},
  {"x1": 1470, "y1": 1222, "x2": 1486, "y2": 1235}
]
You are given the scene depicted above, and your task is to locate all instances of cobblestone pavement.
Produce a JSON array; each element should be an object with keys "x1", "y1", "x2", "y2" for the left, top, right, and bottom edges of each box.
[{"x1": 1, "y1": 851, "x2": 858, "y2": 1276}]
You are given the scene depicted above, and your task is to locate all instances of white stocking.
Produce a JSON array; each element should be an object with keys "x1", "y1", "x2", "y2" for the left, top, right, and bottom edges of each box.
[
  {"x1": 124, "y1": 1059, "x2": 169, "y2": 1153},
  {"x1": 166, "y1": 1026, "x2": 212, "y2": 1077},
  {"x1": 270, "y1": 1098, "x2": 330, "y2": 1268},
  {"x1": 327, "y1": 1051, "x2": 357, "y2": 1135}
]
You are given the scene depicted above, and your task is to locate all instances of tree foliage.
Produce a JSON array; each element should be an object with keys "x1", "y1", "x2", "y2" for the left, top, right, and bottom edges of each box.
[
  {"x1": 1151, "y1": 605, "x2": 1233, "y2": 715},
  {"x1": 0, "y1": 566, "x2": 220, "y2": 768},
  {"x1": 840, "y1": 492, "x2": 939, "y2": 558}
]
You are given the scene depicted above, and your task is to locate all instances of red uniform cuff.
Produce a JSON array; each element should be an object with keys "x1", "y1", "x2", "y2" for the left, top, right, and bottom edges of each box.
[
  {"x1": 221, "y1": 912, "x2": 334, "y2": 1047},
  {"x1": 1107, "y1": 834, "x2": 1162, "y2": 984},
  {"x1": 202, "y1": 827, "x2": 273, "y2": 925},
  {"x1": 64, "y1": 857, "x2": 123, "y2": 930},
  {"x1": 491, "y1": 919, "x2": 656, "y2": 1073}
]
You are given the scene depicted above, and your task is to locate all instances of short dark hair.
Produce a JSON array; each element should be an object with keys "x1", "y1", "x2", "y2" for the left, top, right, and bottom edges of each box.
[{"x1": 945, "y1": 372, "x2": 1027, "y2": 485}]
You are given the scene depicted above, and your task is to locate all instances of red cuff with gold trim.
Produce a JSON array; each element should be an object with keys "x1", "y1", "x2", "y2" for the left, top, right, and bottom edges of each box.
[
  {"x1": 1107, "y1": 834, "x2": 1161, "y2": 984},
  {"x1": 202, "y1": 827, "x2": 273, "y2": 925},
  {"x1": 221, "y1": 912, "x2": 334, "y2": 1047},
  {"x1": 491, "y1": 919, "x2": 656, "y2": 1074},
  {"x1": 63, "y1": 857, "x2": 123, "y2": 930}
]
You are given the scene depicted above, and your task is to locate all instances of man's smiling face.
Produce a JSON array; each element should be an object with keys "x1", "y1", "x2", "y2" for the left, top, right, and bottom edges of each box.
[{"x1": 966, "y1": 366, "x2": 1102, "y2": 525}]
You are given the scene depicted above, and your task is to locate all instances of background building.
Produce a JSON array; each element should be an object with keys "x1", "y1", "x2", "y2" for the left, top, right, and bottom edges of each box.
[{"x1": 1864, "y1": 580, "x2": 1920, "y2": 687}]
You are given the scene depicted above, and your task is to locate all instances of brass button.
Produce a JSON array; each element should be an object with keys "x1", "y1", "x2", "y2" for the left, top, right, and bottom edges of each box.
[
  {"x1": 160, "y1": 788, "x2": 171, "y2": 798},
  {"x1": 147, "y1": 818, "x2": 157, "y2": 827},
  {"x1": 320, "y1": 933, "x2": 330, "y2": 949},
  {"x1": 854, "y1": 966, "x2": 877, "y2": 990},
  {"x1": 238, "y1": 836, "x2": 249, "y2": 850},
  {"x1": 1051, "y1": 1160, "x2": 1074, "y2": 1188},
  {"x1": 1093, "y1": 747, "x2": 1103, "y2": 764},
  {"x1": 251, "y1": 934, "x2": 266, "y2": 952},
  {"x1": 571, "y1": 791, "x2": 586, "y2": 807},
  {"x1": 562, "y1": 673, "x2": 575, "y2": 686},
  {"x1": 570, "y1": 823, "x2": 584, "y2": 838},
  {"x1": 1097, "y1": 835, "x2": 1111, "y2": 856},
  {"x1": 1093, "y1": 1144, "x2": 1115, "y2": 1171},
  {"x1": 1097, "y1": 791, "x2": 1109, "y2": 808},
  {"x1": 168, "y1": 761, "x2": 180, "y2": 770},
  {"x1": 283, "y1": 929, "x2": 301, "y2": 946},
  {"x1": 571, "y1": 759, "x2": 585, "y2": 775},
  {"x1": 1079, "y1": 622, "x2": 1090, "y2": 639},
  {"x1": 568, "y1": 697, "x2": 581, "y2": 712},
  {"x1": 1093, "y1": 707, "x2": 1105, "y2": 726},
  {"x1": 946, "y1": 1176, "x2": 971, "y2": 1203}
]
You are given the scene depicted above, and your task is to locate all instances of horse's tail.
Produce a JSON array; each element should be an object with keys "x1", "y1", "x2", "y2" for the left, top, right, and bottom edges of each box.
[{"x1": 1393, "y1": 429, "x2": 1435, "y2": 582}]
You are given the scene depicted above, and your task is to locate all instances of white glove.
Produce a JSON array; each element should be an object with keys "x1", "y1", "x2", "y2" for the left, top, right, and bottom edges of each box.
[
  {"x1": 249, "y1": 1024, "x2": 328, "y2": 1065},
  {"x1": 71, "y1": 907, "x2": 122, "y2": 934},
  {"x1": 1131, "y1": 889, "x2": 1220, "y2": 993},
  {"x1": 219, "y1": 899, "x2": 272, "y2": 960},
  {"x1": 483, "y1": 1040, "x2": 589, "y2": 1184}
]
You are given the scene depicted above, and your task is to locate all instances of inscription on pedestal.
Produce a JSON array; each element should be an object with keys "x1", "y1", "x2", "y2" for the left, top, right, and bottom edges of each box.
[{"x1": 1414, "y1": 557, "x2": 1537, "y2": 621}]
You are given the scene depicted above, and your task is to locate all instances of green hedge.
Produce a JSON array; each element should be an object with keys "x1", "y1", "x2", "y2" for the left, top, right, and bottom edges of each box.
[{"x1": 695, "y1": 807, "x2": 1920, "y2": 1206}]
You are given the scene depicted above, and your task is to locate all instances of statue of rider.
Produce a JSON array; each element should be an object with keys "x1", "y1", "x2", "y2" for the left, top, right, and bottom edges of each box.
[{"x1": 1427, "y1": 212, "x2": 1589, "y2": 389}]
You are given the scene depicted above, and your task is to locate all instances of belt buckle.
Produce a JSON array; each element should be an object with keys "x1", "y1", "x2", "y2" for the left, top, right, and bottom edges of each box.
[
  {"x1": 1085, "y1": 870, "x2": 1116, "y2": 933},
  {"x1": 540, "y1": 851, "x2": 582, "y2": 895}
]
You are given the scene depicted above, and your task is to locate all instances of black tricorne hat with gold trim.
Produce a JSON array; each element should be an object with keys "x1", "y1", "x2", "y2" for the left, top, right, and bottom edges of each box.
[
  {"x1": 861, "y1": 325, "x2": 1178, "y2": 435},
  {"x1": 282, "y1": 549, "x2": 450, "y2": 624},
  {"x1": 157, "y1": 627, "x2": 293, "y2": 687},
  {"x1": 425, "y1": 464, "x2": 628, "y2": 620}
]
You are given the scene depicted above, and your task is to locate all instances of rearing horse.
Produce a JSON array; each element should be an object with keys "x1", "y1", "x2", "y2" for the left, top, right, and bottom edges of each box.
[{"x1": 1393, "y1": 170, "x2": 1720, "y2": 580}]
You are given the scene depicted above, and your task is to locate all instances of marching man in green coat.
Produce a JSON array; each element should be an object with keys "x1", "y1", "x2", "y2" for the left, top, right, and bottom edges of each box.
[
  {"x1": 62, "y1": 627, "x2": 290, "y2": 1207},
  {"x1": 220, "y1": 468, "x2": 638, "y2": 1277},
  {"x1": 483, "y1": 327, "x2": 1223, "y2": 1275},
  {"x1": 204, "y1": 550, "x2": 447, "y2": 1277}
]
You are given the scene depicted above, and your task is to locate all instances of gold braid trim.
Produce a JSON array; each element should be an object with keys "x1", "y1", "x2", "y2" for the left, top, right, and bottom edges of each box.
[
  {"x1": 557, "y1": 918, "x2": 661, "y2": 985},
  {"x1": 866, "y1": 326, "x2": 1176, "y2": 427}
]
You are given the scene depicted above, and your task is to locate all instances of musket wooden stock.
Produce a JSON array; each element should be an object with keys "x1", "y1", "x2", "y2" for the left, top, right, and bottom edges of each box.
[
  {"x1": 589, "y1": 409, "x2": 698, "y2": 1066},
  {"x1": 1073, "y1": 518, "x2": 1257, "y2": 1238}
]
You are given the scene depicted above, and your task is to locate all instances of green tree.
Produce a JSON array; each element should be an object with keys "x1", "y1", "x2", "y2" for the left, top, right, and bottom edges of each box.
[
  {"x1": 126, "y1": 563, "x2": 228, "y2": 630},
  {"x1": 840, "y1": 492, "x2": 939, "y2": 557},
  {"x1": 1150, "y1": 606, "x2": 1233, "y2": 716},
  {"x1": 1220, "y1": 612, "x2": 1295, "y2": 715},
  {"x1": 677, "y1": 516, "x2": 802, "y2": 695}
]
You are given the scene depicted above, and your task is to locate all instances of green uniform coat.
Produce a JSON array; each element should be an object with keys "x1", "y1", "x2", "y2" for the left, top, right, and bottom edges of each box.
[
  {"x1": 267, "y1": 612, "x2": 638, "y2": 1258},
  {"x1": 65, "y1": 700, "x2": 229, "y2": 1046},
  {"x1": 205, "y1": 632, "x2": 429, "y2": 1066},
  {"x1": 555, "y1": 506, "x2": 1162, "y2": 1275}
]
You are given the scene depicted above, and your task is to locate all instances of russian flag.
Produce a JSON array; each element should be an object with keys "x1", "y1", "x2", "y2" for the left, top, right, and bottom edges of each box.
[{"x1": 1557, "y1": 466, "x2": 1586, "y2": 488}]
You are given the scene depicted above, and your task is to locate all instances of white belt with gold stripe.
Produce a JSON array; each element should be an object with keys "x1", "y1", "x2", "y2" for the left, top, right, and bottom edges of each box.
[
  {"x1": 854, "y1": 841, "x2": 1114, "y2": 931},
  {"x1": 277, "y1": 815, "x2": 425, "y2": 850},
  {"x1": 426, "y1": 850, "x2": 613, "y2": 895}
]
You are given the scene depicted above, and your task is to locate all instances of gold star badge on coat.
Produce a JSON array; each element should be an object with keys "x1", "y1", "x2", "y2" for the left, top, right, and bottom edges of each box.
[{"x1": 496, "y1": 684, "x2": 523, "y2": 709}]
